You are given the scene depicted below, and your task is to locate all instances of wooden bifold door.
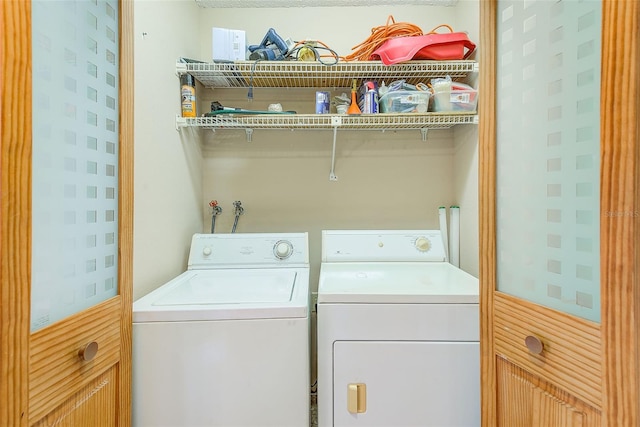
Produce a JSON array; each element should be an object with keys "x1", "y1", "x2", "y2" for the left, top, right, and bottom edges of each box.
[
  {"x1": 1, "y1": 0, "x2": 134, "y2": 425},
  {"x1": 479, "y1": 1, "x2": 639, "y2": 426}
]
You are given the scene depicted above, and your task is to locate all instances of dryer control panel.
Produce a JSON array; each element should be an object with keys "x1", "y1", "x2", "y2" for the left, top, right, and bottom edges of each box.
[
  {"x1": 188, "y1": 232, "x2": 309, "y2": 269},
  {"x1": 321, "y1": 230, "x2": 446, "y2": 262}
]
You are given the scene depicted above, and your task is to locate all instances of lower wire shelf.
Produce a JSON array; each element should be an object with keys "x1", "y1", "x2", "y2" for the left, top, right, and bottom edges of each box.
[
  {"x1": 176, "y1": 112, "x2": 479, "y2": 181},
  {"x1": 175, "y1": 112, "x2": 478, "y2": 132}
]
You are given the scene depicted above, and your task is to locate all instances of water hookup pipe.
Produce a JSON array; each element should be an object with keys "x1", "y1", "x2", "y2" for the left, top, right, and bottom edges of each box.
[
  {"x1": 231, "y1": 201, "x2": 244, "y2": 233},
  {"x1": 209, "y1": 200, "x2": 222, "y2": 233}
]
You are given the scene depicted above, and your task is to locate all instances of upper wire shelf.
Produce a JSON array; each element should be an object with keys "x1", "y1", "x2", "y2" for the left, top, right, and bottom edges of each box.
[{"x1": 176, "y1": 60, "x2": 478, "y2": 89}]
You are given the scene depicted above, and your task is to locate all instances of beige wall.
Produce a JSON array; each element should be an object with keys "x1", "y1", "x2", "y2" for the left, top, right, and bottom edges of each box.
[
  {"x1": 201, "y1": 127, "x2": 457, "y2": 290},
  {"x1": 133, "y1": 0, "x2": 205, "y2": 300},
  {"x1": 196, "y1": 5, "x2": 459, "y2": 61},
  {"x1": 453, "y1": 124, "x2": 479, "y2": 277},
  {"x1": 133, "y1": 1, "x2": 480, "y2": 298},
  {"x1": 453, "y1": 0, "x2": 480, "y2": 278}
]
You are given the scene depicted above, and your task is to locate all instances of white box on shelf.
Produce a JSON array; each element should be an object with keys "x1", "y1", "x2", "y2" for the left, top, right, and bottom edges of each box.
[{"x1": 212, "y1": 27, "x2": 246, "y2": 61}]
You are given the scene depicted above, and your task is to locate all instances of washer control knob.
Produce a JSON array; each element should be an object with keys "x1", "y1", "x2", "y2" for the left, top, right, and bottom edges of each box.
[
  {"x1": 415, "y1": 237, "x2": 431, "y2": 252},
  {"x1": 202, "y1": 246, "x2": 212, "y2": 256},
  {"x1": 274, "y1": 240, "x2": 294, "y2": 260}
]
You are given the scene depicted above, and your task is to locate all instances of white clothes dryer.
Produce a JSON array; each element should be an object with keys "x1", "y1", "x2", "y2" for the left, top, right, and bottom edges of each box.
[
  {"x1": 317, "y1": 230, "x2": 479, "y2": 427},
  {"x1": 133, "y1": 232, "x2": 310, "y2": 427}
]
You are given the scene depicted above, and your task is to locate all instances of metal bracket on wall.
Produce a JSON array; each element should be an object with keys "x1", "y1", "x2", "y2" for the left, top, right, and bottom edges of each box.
[
  {"x1": 329, "y1": 116, "x2": 341, "y2": 181},
  {"x1": 421, "y1": 128, "x2": 429, "y2": 142}
]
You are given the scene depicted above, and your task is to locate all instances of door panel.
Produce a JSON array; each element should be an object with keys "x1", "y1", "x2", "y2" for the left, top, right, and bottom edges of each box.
[
  {"x1": 0, "y1": 0, "x2": 133, "y2": 425},
  {"x1": 489, "y1": 0, "x2": 602, "y2": 420},
  {"x1": 497, "y1": 358, "x2": 601, "y2": 427},
  {"x1": 30, "y1": 0, "x2": 121, "y2": 332},
  {"x1": 494, "y1": 0, "x2": 602, "y2": 323},
  {"x1": 333, "y1": 341, "x2": 480, "y2": 426},
  {"x1": 480, "y1": 1, "x2": 640, "y2": 425},
  {"x1": 494, "y1": 293, "x2": 600, "y2": 409},
  {"x1": 31, "y1": 369, "x2": 117, "y2": 427},
  {"x1": 29, "y1": 298, "x2": 121, "y2": 422}
]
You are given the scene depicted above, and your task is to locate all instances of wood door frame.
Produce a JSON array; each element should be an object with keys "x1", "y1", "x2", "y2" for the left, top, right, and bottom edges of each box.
[
  {"x1": 1, "y1": 0, "x2": 32, "y2": 424},
  {"x1": 118, "y1": 0, "x2": 134, "y2": 424},
  {"x1": 479, "y1": 1, "x2": 640, "y2": 426},
  {"x1": 0, "y1": 0, "x2": 134, "y2": 425}
]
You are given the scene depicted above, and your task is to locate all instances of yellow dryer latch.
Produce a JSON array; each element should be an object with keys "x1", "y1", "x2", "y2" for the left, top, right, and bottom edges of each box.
[{"x1": 347, "y1": 383, "x2": 367, "y2": 414}]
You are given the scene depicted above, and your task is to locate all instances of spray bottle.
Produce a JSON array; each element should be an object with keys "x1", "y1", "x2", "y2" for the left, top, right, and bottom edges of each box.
[{"x1": 362, "y1": 81, "x2": 378, "y2": 114}]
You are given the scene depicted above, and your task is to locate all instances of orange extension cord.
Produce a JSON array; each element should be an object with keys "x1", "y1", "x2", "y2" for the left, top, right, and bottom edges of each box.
[{"x1": 341, "y1": 16, "x2": 453, "y2": 62}]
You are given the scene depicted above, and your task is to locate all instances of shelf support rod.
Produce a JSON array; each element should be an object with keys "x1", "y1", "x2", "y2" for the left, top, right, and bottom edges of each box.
[
  {"x1": 421, "y1": 128, "x2": 429, "y2": 142},
  {"x1": 245, "y1": 128, "x2": 253, "y2": 142},
  {"x1": 329, "y1": 116, "x2": 341, "y2": 181}
]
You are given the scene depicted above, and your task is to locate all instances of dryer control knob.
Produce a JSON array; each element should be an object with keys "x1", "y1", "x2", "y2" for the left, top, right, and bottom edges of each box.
[
  {"x1": 415, "y1": 237, "x2": 431, "y2": 252},
  {"x1": 274, "y1": 240, "x2": 294, "y2": 260},
  {"x1": 202, "y1": 246, "x2": 212, "y2": 256}
]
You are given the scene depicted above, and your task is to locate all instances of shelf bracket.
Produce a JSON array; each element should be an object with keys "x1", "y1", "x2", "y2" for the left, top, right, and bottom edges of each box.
[
  {"x1": 421, "y1": 128, "x2": 429, "y2": 142},
  {"x1": 175, "y1": 115, "x2": 187, "y2": 131},
  {"x1": 245, "y1": 128, "x2": 254, "y2": 142},
  {"x1": 175, "y1": 61, "x2": 187, "y2": 77},
  {"x1": 329, "y1": 117, "x2": 341, "y2": 181}
]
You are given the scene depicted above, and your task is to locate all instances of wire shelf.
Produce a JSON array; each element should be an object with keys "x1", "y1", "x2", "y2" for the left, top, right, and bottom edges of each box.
[
  {"x1": 177, "y1": 60, "x2": 478, "y2": 88},
  {"x1": 176, "y1": 113, "x2": 478, "y2": 131}
]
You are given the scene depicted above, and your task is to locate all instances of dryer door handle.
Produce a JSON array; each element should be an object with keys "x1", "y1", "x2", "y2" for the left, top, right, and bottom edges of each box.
[{"x1": 347, "y1": 383, "x2": 367, "y2": 414}]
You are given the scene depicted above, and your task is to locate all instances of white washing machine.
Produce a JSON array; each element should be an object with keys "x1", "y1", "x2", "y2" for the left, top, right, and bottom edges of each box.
[
  {"x1": 317, "y1": 230, "x2": 479, "y2": 427},
  {"x1": 133, "y1": 232, "x2": 310, "y2": 427}
]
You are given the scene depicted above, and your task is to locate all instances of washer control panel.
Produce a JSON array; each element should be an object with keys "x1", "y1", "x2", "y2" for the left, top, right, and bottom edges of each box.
[
  {"x1": 322, "y1": 230, "x2": 446, "y2": 262},
  {"x1": 188, "y1": 232, "x2": 309, "y2": 269}
]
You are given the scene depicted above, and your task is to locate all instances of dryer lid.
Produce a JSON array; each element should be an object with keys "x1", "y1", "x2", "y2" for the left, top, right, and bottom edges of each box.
[{"x1": 318, "y1": 262, "x2": 478, "y2": 304}]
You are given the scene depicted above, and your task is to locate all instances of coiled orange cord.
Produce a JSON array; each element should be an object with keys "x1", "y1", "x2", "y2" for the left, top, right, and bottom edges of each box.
[{"x1": 341, "y1": 16, "x2": 453, "y2": 62}]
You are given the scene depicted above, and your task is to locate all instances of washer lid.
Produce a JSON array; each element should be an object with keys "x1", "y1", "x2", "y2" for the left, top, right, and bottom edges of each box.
[
  {"x1": 153, "y1": 270, "x2": 296, "y2": 305},
  {"x1": 318, "y1": 262, "x2": 478, "y2": 304},
  {"x1": 133, "y1": 268, "x2": 309, "y2": 322}
]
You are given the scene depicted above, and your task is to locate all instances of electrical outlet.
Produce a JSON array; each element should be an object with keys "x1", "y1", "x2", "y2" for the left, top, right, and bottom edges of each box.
[{"x1": 311, "y1": 292, "x2": 318, "y2": 312}]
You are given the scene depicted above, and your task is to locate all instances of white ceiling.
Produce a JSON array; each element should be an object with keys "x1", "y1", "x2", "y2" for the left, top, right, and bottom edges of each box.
[{"x1": 195, "y1": 0, "x2": 458, "y2": 8}]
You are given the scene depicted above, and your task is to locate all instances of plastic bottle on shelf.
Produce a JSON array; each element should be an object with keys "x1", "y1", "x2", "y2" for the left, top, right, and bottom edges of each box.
[
  {"x1": 347, "y1": 79, "x2": 362, "y2": 115},
  {"x1": 180, "y1": 74, "x2": 197, "y2": 117},
  {"x1": 378, "y1": 80, "x2": 388, "y2": 97}
]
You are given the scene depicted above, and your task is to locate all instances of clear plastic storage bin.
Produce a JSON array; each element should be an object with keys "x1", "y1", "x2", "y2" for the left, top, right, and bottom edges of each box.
[
  {"x1": 432, "y1": 89, "x2": 478, "y2": 112},
  {"x1": 379, "y1": 90, "x2": 430, "y2": 113}
]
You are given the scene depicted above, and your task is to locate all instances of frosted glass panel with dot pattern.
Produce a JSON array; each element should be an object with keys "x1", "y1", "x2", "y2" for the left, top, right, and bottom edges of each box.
[
  {"x1": 496, "y1": 0, "x2": 601, "y2": 322},
  {"x1": 31, "y1": 0, "x2": 119, "y2": 332}
]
